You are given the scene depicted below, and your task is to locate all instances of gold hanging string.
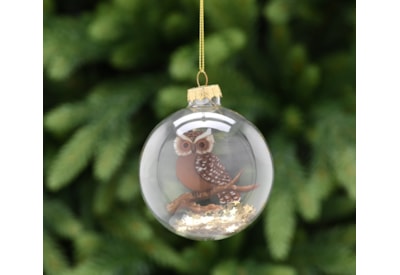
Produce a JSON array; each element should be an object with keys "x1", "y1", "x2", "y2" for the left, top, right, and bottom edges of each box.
[
  {"x1": 188, "y1": 0, "x2": 222, "y2": 102},
  {"x1": 197, "y1": 0, "x2": 208, "y2": 86}
]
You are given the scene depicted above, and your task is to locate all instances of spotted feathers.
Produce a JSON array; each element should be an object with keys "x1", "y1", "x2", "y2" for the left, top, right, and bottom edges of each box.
[{"x1": 195, "y1": 153, "x2": 241, "y2": 204}]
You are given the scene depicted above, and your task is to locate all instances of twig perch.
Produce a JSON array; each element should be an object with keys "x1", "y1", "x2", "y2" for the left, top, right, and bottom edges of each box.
[{"x1": 167, "y1": 171, "x2": 258, "y2": 214}]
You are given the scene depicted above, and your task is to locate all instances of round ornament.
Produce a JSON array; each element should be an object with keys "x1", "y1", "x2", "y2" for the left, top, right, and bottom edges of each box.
[{"x1": 139, "y1": 85, "x2": 273, "y2": 240}]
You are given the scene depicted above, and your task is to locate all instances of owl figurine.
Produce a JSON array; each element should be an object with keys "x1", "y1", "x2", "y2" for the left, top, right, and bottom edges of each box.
[{"x1": 174, "y1": 128, "x2": 240, "y2": 204}]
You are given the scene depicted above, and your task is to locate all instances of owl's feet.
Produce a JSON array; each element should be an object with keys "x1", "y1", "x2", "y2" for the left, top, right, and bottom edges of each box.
[{"x1": 190, "y1": 190, "x2": 219, "y2": 200}]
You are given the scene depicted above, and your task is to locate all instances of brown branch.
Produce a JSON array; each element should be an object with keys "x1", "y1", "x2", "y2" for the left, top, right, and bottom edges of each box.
[
  {"x1": 166, "y1": 192, "x2": 195, "y2": 213},
  {"x1": 231, "y1": 184, "x2": 258, "y2": 192},
  {"x1": 166, "y1": 171, "x2": 258, "y2": 214}
]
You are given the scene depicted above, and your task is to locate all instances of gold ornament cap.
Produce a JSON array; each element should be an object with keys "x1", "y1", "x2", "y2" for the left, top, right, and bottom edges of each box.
[{"x1": 187, "y1": 84, "x2": 223, "y2": 102}]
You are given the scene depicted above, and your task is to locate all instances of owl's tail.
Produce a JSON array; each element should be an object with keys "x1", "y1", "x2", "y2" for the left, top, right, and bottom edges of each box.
[{"x1": 218, "y1": 190, "x2": 241, "y2": 204}]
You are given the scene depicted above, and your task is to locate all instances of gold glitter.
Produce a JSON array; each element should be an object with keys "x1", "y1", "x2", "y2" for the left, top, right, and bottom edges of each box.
[{"x1": 169, "y1": 203, "x2": 257, "y2": 240}]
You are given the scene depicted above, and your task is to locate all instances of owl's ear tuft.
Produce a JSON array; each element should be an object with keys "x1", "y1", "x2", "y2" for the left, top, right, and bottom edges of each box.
[
  {"x1": 205, "y1": 134, "x2": 215, "y2": 153},
  {"x1": 179, "y1": 134, "x2": 192, "y2": 142},
  {"x1": 194, "y1": 128, "x2": 212, "y2": 142}
]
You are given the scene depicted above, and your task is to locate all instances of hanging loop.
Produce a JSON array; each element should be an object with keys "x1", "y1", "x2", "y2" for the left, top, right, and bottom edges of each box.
[{"x1": 196, "y1": 70, "x2": 208, "y2": 86}]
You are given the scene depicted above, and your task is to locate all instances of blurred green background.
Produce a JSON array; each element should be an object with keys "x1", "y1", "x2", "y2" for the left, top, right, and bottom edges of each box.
[{"x1": 43, "y1": 0, "x2": 355, "y2": 274}]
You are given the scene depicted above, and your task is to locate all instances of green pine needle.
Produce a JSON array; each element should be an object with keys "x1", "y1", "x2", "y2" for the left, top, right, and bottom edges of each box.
[
  {"x1": 47, "y1": 123, "x2": 101, "y2": 191},
  {"x1": 94, "y1": 122, "x2": 132, "y2": 182},
  {"x1": 265, "y1": 188, "x2": 296, "y2": 260},
  {"x1": 44, "y1": 200, "x2": 83, "y2": 239},
  {"x1": 44, "y1": 103, "x2": 90, "y2": 136},
  {"x1": 44, "y1": 232, "x2": 70, "y2": 275},
  {"x1": 332, "y1": 145, "x2": 356, "y2": 200}
]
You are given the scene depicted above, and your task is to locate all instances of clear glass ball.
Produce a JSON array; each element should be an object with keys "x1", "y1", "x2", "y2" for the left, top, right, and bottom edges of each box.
[{"x1": 140, "y1": 96, "x2": 273, "y2": 240}]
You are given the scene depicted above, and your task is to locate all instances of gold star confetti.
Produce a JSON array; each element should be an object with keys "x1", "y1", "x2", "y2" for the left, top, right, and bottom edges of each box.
[{"x1": 169, "y1": 203, "x2": 257, "y2": 240}]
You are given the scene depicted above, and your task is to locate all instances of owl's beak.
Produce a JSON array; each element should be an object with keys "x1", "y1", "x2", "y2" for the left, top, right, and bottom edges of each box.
[{"x1": 191, "y1": 144, "x2": 196, "y2": 153}]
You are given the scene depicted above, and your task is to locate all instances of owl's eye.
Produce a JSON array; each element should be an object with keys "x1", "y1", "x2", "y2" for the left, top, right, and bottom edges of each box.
[
  {"x1": 198, "y1": 141, "x2": 206, "y2": 148},
  {"x1": 182, "y1": 142, "x2": 190, "y2": 149}
]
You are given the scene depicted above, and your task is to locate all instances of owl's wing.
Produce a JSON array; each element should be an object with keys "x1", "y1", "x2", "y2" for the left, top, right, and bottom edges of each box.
[
  {"x1": 195, "y1": 153, "x2": 241, "y2": 204},
  {"x1": 194, "y1": 153, "x2": 231, "y2": 186}
]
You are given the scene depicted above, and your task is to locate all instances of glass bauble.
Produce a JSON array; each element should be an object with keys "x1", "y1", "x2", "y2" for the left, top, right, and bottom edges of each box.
[{"x1": 140, "y1": 85, "x2": 273, "y2": 240}]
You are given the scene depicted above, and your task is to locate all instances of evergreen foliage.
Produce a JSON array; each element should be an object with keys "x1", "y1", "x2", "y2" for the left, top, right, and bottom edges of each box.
[{"x1": 44, "y1": 0, "x2": 355, "y2": 274}]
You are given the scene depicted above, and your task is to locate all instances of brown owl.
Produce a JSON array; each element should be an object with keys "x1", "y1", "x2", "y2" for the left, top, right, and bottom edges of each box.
[{"x1": 174, "y1": 128, "x2": 240, "y2": 204}]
